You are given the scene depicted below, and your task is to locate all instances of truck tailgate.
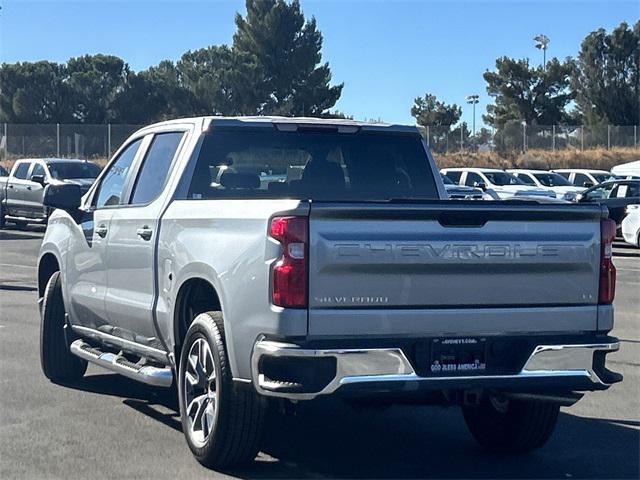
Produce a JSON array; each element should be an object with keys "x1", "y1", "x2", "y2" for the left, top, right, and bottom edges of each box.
[{"x1": 308, "y1": 202, "x2": 603, "y2": 336}]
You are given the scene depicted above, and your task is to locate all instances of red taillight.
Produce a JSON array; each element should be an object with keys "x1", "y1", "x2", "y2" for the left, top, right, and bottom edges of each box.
[
  {"x1": 269, "y1": 216, "x2": 308, "y2": 308},
  {"x1": 598, "y1": 218, "x2": 616, "y2": 304}
]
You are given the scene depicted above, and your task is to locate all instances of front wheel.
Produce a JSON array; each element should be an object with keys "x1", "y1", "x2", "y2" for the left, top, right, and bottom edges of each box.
[
  {"x1": 178, "y1": 311, "x2": 266, "y2": 469},
  {"x1": 40, "y1": 271, "x2": 87, "y2": 382},
  {"x1": 462, "y1": 394, "x2": 560, "y2": 453}
]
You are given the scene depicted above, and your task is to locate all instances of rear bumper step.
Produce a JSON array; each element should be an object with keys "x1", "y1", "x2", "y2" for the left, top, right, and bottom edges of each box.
[
  {"x1": 251, "y1": 339, "x2": 621, "y2": 400},
  {"x1": 70, "y1": 339, "x2": 173, "y2": 387}
]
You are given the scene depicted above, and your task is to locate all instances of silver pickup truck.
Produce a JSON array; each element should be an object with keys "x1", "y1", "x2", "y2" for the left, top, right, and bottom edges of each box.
[
  {"x1": 37, "y1": 117, "x2": 621, "y2": 469},
  {"x1": 0, "y1": 158, "x2": 99, "y2": 228}
]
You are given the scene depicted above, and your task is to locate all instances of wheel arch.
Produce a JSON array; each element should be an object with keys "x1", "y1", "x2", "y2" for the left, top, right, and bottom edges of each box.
[
  {"x1": 173, "y1": 277, "x2": 222, "y2": 360},
  {"x1": 38, "y1": 253, "x2": 61, "y2": 298}
]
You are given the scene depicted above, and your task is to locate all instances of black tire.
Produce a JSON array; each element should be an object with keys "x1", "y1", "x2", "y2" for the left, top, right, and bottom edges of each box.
[
  {"x1": 462, "y1": 395, "x2": 560, "y2": 453},
  {"x1": 178, "y1": 311, "x2": 266, "y2": 469},
  {"x1": 40, "y1": 271, "x2": 87, "y2": 382}
]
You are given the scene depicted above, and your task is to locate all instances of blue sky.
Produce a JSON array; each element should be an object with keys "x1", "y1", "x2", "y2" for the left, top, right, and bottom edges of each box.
[{"x1": 1, "y1": 0, "x2": 638, "y2": 126}]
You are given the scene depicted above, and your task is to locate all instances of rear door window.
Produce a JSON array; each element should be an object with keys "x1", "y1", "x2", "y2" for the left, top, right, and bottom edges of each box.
[
  {"x1": 573, "y1": 173, "x2": 592, "y2": 187},
  {"x1": 13, "y1": 163, "x2": 31, "y2": 179},
  {"x1": 445, "y1": 171, "x2": 462, "y2": 183},
  {"x1": 130, "y1": 132, "x2": 184, "y2": 205},
  {"x1": 516, "y1": 173, "x2": 536, "y2": 185},
  {"x1": 188, "y1": 128, "x2": 438, "y2": 201}
]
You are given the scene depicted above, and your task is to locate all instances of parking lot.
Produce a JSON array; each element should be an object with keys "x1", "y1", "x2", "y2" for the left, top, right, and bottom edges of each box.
[{"x1": 0, "y1": 226, "x2": 638, "y2": 479}]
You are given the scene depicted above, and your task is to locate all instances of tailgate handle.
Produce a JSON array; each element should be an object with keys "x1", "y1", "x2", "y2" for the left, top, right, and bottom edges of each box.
[{"x1": 438, "y1": 212, "x2": 488, "y2": 228}]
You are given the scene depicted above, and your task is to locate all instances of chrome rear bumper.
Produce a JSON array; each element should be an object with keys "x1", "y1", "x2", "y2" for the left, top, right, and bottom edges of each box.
[{"x1": 251, "y1": 339, "x2": 620, "y2": 400}]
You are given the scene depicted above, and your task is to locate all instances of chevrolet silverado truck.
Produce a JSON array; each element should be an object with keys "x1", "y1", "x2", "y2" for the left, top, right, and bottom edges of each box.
[
  {"x1": 0, "y1": 158, "x2": 99, "y2": 229},
  {"x1": 37, "y1": 117, "x2": 622, "y2": 468}
]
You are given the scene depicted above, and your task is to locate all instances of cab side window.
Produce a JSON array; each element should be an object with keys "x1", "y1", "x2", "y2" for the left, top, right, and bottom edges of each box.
[
  {"x1": 13, "y1": 163, "x2": 31, "y2": 179},
  {"x1": 31, "y1": 164, "x2": 46, "y2": 179},
  {"x1": 95, "y1": 139, "x2": 142, "y2": 208}
]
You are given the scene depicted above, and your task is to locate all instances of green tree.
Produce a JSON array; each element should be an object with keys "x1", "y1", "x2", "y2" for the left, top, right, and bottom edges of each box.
[
  {"x1": 410, "y1": 93, "x2": 461, "y2": 127},
  {"x1": 0, "y1": 61, "x2": 73, "y2": 123},
  {"x1": 483, "y1": 56, "x2": 574, "y2": 127},
  {"x1": 572, "y1": 21, "x2": 640, "y2": 125},
  {"x1": 66, "y1": 54, "x2": 128, "y2": 123},
  {"x1": 232, "y1": 0, "x2": 343, "y2": 115},
  {"x1": 177, "y1": 46, "x2": 259, "y2": 115},
  {"x1": 410, "y1": 93, "x2": 462, "y2": 152}
]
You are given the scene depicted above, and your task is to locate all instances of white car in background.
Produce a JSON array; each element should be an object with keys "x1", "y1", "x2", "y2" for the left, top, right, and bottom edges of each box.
[
  {"x1": 621, "y1": 204, "x2": 640, "y2": 247},
  {"x1": 441, "y1": 168, "x2": 556, "y2": 199},
  {"x1": 508, "y1": 169, "x2": 585, "y2": 199},
  {"x1": 552, "y1": 169, "x2": 620, "y2": 188},
  {"x1": 611, "y1": 160, "x2": 640, "y2": 180}
]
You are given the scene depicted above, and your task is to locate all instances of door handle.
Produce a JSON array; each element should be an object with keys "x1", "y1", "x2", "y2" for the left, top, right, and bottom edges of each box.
[
  {"x1": 26, "y1": 186, "x2": 32, "y2": 190},
  {"x1": 8, "y1": 185, "x2": 13, "y2": 189},
  {"x1": 95, "y1": 224, "x2": 108, "y2": 238},
  {"x1": 136, "y1": 226, "x2": 153, "y2": 241}
]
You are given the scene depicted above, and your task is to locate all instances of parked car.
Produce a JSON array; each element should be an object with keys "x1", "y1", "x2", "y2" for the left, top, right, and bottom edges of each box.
[
  {"x1": 574, "y1": 179, "x2": 640, "y2": 226},
  {"x1": 38, "y1": 116, "x2": 621, "y2": 468},
  {"x1": 440, "y1": 167, "x2": 556, "y2": 199},
  {"x1": 0, "y1": 158, "x2": 100, "y2": 228},
  {"x1": 440, "y1": 173, "x2": 486, "y2": 199},
  {"x1": 552, "y1": 169, "x2": 620, "y2": 188},
  {"x1": 621, "y1": 205, "x2": 640, "y2": 247},
  {"x1": 507, "y1": 169, "x2": 584, "y2": 199}
]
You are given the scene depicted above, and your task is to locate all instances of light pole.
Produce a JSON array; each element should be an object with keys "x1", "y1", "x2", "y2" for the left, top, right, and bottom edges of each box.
[
  {"x1": 466, "y1": 94, "x2": 479, "y2": 138},
  {"x1": 534, "y1": 34, "x2": 550, "y2": 70}
]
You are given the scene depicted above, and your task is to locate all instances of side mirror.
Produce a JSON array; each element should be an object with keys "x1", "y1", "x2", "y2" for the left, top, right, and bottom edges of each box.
[
  {"x1": 30, "y1": 174, "x2": 46, "y2": 186},
  {"x1": 43, "y1": 183, "x2": 82, "y2": 211},
  {"x1": 583, "y1": 182, "x2": 594, "y2": 188},
  {"x1": 474, "y1": 181, "x2": 487, "y2": 191}
]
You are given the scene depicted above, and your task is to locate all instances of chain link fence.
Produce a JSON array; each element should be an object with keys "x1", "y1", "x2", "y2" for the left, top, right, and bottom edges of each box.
[
  {"x1": 419, "y1": 124, "x2": 638, "y2": 154},
  {"x1": 0, "y1": 123, "x2": 638, "y2": 161},
  {"x1": 0, "y1": 124, "x2": 143, "y2": 161}
]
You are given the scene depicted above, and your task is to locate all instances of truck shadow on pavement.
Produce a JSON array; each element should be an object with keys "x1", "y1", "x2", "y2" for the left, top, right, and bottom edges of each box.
[{"x1": 67, "y1": 373, "x2": 639, "y2": 479}]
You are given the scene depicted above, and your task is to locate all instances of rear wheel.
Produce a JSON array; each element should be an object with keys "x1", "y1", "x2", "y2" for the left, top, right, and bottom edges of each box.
[
  {"x1": 178, "y1": 311, "x2": 266, "y2": 468},
  {"x1": 462, "y1": 394, "x2": 560, "y2": 453},
  {"x1": 40, "y1": 271, "x2": 87, "y2": 382}
]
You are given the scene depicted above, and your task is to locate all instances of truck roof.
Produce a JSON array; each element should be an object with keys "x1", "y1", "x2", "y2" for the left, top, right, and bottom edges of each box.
[{"x1": 136, "y1": 116, "x2": 420, "y2": 135}]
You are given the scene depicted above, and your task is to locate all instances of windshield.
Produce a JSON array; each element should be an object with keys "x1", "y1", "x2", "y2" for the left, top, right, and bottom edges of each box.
[
  {"x1": 47, "y1": 162, "x2": 100, "y2": 180},
  {"x1": 483, "y1": 171, "x2": 526, "y2": 186},
  {"x1": 188, "y1": 128, "x2": 438, "y2": 201},
  {"x1": 533, "y1": 172, "x2": 572, "y2": 187},
  {"x1": 441, "y1": 174, "x2": 454, "y2": 185}
]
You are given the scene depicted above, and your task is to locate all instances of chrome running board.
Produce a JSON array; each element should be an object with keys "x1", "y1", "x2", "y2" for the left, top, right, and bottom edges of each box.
[{"x1": 70, "y1": 339, "x2": 173, "y2": 387}]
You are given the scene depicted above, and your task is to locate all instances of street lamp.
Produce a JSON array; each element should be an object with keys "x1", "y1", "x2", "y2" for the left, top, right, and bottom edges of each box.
[
  {"x1": 534, "y1": 34, "x2": 550, "y2": 70},
  {"x1": 466, "y1": 94, "x2": 479, "y2": 138}
]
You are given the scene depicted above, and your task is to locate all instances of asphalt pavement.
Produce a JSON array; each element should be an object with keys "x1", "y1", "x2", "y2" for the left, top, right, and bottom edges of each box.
[{"x1": 0, "y1": 226, "x2": 638, "y2": 479}]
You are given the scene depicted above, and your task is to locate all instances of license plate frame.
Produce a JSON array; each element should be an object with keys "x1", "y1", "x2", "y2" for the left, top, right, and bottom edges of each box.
[{"x1": 429, "y1": 337, "x2": 488, "y2": 375}]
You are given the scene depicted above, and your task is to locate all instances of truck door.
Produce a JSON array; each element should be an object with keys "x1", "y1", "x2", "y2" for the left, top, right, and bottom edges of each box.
[
  {"x1": 6, "y1": 161, "x2": 31, "y2": 217},
  {"x1": 66, "y1": 138, "x2": 144, "y2": 331},
  {"x1": 104, "y1": 131, "x2": 186, "y2": 348},
  {"x1": 23, "y1": 162, "x2": 47, "y2": 219}
]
